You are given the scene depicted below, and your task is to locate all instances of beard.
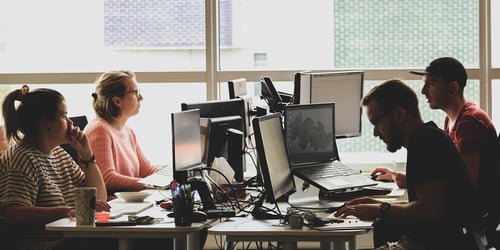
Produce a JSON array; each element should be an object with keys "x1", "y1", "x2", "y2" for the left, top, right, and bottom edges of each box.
[{"x1": 386, "y1": 127, "x2": 403, "y2": 153}]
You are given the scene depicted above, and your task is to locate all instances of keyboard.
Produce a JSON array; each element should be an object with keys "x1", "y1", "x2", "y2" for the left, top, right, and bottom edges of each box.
[
  {"x1": 108, "y1": 200, "x2": 154, "y2": 219},
  {"x1": 299, "y1": 161, "x2": 359, "y2": 179}
]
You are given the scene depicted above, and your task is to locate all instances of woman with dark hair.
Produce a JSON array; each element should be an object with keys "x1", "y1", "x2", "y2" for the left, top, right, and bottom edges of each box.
[
  {"x1": 0, "y1": 86, "x2": 111, "y2": 249},
  {"x1": 85, "y1": 70, "x2": 158, "y2": 193}
]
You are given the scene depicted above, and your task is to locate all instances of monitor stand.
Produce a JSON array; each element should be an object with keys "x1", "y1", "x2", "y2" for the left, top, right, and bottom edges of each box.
[{"x1": 288, "y1": 176, "x2": 345, "y2": 209}]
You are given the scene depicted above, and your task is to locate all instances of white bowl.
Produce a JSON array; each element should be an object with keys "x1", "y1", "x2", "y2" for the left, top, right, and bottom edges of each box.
[{"x1": 114, "y1": 192, "x2": 152, "y2": 202}]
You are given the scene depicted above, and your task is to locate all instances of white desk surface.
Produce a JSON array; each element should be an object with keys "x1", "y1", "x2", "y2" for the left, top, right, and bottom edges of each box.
[
  {"x1": 45, "y1": 191, "x2": 207, "y2": 250},
  {"x1": 209, "y1": 216, "x2": 370, "y2": 250}
]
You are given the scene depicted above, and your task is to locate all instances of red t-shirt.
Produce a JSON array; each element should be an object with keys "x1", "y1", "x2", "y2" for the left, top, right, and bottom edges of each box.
[{"x1": 444, "y1": 102, "x2": 497, "y2": 153}]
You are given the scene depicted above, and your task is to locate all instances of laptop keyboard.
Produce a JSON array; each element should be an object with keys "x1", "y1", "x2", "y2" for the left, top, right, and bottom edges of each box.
[{"x1": 299, "y1": 161, "x2": 359, "y2": 179}]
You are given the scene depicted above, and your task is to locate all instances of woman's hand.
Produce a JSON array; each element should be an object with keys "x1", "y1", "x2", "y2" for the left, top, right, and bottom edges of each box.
[{"x1": 66, "y1": 123, "x2": 93, "y2": 161}]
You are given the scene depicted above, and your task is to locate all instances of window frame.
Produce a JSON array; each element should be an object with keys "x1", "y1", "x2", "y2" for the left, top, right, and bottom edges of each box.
[{"x1": 0, "y1": 0, "x2": 498, "y2": 168}]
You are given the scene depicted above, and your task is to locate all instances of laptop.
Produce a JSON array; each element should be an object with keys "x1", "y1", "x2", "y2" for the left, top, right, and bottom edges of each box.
[{"x1": 284, "y1": 102, "x2": 376, "y2": 192}]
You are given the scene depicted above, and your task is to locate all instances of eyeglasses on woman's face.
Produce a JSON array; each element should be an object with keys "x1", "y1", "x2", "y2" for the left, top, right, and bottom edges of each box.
[{"x1": 125, "y1": 89, "x2": 141, "y2": 98}]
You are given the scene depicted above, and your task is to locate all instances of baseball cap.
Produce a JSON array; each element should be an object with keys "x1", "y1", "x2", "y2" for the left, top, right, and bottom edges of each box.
[{"x1": 410, "y1": 57, "x2": 467, "y2": 87}]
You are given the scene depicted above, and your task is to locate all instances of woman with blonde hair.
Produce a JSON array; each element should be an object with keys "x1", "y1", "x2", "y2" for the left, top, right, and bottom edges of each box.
[{"x1": 85, "y1": 70, "x2": 158, "y2": 194}]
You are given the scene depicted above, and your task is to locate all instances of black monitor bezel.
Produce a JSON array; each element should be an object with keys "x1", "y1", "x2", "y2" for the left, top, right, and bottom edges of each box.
[
  {"x1": 252, "y1": 113, "x2": 296, "y2": 203},
  {"x1": 181, "y1": 98, "x2": 247, "y2": 137}
]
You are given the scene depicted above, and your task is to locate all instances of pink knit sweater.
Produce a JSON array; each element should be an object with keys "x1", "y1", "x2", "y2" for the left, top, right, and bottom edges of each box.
[{"x1": 84, "y1": 118, "x2": 158, "y2": 192}]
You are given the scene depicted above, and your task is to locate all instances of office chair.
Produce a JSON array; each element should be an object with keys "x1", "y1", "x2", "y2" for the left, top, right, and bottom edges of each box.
[{"x1": 60, "y1": 115, "x2": 88, "y2": 162}]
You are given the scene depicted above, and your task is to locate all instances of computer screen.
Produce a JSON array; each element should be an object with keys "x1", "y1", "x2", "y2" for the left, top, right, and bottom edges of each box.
[
  {"x1": 293, "y1": 71, "x2": 363, "y2": 139},
  {"x1": 200, "y1": 115, "x2": 244, "y2": 182},
  {"x1": 253, "y1": 113, "x2": 296, "y2": 204},
  {"x1": 284, "y1": 102, "x2": 336, "y2": 164},
  {"x1": 171, "y1": 109, "x2": 205, "y2": 183}
]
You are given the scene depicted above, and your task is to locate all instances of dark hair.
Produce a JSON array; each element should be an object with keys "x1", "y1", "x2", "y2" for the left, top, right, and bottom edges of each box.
[
  {"x1": 2, "y1": 86, "x2": 65, "y2": 144},
  {"x1": 92, "y1": 70, "x2": 135, "y2": 122},
  {"x1": 361, "y1": 79, "x2": 421, "y2": 119}
]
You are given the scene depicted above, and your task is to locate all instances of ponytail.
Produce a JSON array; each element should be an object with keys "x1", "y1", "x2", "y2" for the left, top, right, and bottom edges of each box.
[
  {"x1": 2, "y1": 85, "x2": 29, "y2": 143},
  {"x1": 2, "y1": 85, "x2": 65, "y2": 144}
]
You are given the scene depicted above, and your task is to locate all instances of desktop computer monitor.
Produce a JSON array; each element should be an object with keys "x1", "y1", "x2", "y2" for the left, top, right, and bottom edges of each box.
[
  {"x1": 182, "y1": 98, "x2": 247, "y2": 138},
  {"x1": 227, "y1": 78, "x2": 256, "y2": 140},
  {"x1": 182, "y1": 99, "x2": 246, "y2": 180},
  {"x1": 200, "y1": 115, "x2": 244, "y2": 182},
  {"x1": 252, "y1": 113, "x2": 296, "y2": 219},
  {"x1": 293, "y1": 71, "x2": 364, "y2": 139},
  {"x1": 228, "y1": 78, "x2": 248, "y2": 99},
  {"x1": 171, "y1": 109, "x2": 206, "y2": 184}
]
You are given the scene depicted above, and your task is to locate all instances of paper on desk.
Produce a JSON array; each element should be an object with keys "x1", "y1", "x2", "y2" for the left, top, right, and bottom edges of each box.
[
  {"x1": 210, "y1": 157, "x2": 235, "y2": 186},
  {"x1": 310, "y1": 214, "x2": 374, "y2": 231}
]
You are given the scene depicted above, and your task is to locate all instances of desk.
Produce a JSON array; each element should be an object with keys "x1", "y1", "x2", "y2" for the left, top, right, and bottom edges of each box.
[
  {"x1": 45, "y1": 204, "x2": 207, "y2": 250},
  {"x1": 209, "y1": 216, "x2": 370, "y2": 250}
]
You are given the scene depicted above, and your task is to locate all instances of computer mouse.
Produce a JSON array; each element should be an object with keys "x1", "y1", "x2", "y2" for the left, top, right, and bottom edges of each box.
[
  {"x1": 191, "y1": 210, "x2": 208, "y2": 222},
  {"x1": 371, "y1": 172, "x2": 384, "y2": 181},
  {"x1": 371, "y1": 172, "x2": 393, "y2": 182}
]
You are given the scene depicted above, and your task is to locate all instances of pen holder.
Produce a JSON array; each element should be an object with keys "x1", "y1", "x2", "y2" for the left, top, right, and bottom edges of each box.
[{"x1": 172, "y1": 198, "x2": 193, "y2": 226}]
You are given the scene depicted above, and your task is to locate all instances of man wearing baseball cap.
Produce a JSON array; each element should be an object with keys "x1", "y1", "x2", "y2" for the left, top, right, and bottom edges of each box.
[
  {"x1": 412, "y1": 57, "x2": 499, "y2": 247},
  {"x1": 372, "y1": 57, "x2": 499, "y2": 247}
]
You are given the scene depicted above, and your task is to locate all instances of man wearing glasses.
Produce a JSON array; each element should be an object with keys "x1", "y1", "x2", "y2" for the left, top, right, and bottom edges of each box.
[
  {"x1": 335, "y1": 79, "x2": 486, "y2": 249},
  {"x1": 374, "y1": 57, "x2": 499, "y2": 247}
]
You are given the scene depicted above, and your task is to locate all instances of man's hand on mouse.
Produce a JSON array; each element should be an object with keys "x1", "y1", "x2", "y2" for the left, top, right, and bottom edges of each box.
[
  {"x1": 371, "y1": 167, "x2": 407, "y2": 188},
  {"x1": 370, "y1": 167, "x2": 394, "y2": 182}
]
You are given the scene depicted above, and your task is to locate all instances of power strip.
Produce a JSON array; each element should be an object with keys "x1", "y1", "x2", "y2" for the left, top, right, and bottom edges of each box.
[{"x1": 205, "y1": 207, "x2": 236, "y2": 218}]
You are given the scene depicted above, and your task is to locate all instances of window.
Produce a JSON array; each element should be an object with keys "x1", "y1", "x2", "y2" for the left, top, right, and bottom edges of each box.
[
  {"x1": 492, "y1": 0, "x2": 500, "y2": 68},
  {"x1": 0, "y1": 0, "x2": 496, "y2": 168},
  {"x1": 0, "y1": 0, "x2": 207, "y2": 72}
]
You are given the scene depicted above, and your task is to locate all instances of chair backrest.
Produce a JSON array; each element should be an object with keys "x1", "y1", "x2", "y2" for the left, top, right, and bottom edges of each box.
[{"x1": 60, "y1": 116, "x2": 88, "y2": 162}]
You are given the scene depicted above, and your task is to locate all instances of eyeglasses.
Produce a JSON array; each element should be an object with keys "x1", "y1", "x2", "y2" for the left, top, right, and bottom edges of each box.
[
  {"x1": 369, "y1": 111, "x2": 389, "y2": 127},
  {"x1": 125, "y1": 89, "x2": 141, "y2": 98}
]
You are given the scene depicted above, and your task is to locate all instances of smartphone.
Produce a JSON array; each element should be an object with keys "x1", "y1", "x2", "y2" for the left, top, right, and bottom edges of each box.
[{"x1": 95, "y1": 221, "x2": 137, "y2": 227}]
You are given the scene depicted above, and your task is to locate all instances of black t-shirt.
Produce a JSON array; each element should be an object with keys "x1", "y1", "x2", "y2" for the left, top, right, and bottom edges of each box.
[{"x1": 405, "y1": 122, "x2": 483, "y2": 246}]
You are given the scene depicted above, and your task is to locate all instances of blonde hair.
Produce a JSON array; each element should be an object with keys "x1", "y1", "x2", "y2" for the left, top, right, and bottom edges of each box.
[{"x1": 92, "y1": 70, "x2": 135, "y2": 122}]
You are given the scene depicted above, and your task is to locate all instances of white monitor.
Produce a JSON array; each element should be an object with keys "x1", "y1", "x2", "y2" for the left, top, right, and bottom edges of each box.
[
  {"x1": 293, "y1": 71, "x2": 363, "y2": 139},
  {"x1": 228, "y1": 78, "x2": 248, "y2": 99}
]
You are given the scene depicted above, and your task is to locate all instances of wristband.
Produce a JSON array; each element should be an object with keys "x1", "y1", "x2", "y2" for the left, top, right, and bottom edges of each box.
[{"x1": 80, "y1": 154, "x2": 96, "y2": 167}]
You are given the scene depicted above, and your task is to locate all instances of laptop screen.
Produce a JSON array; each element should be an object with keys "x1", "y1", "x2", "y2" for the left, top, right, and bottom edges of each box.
[{"x1": 284, "y1": 102, "x2": 338, "y2": 165}]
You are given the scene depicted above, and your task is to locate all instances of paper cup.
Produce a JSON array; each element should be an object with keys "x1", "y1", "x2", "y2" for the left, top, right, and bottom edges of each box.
[{"x1": 74, "y1": 187, "x2": 96, "y2": 226}]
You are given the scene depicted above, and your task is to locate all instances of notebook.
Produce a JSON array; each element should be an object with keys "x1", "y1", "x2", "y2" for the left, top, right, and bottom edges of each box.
[
  {"x1": 284, "y1": 102, "x2": 376, "y2": 192},
  {"x1": 108, "y1": 199, "x2": 154, "y2": 219}
]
